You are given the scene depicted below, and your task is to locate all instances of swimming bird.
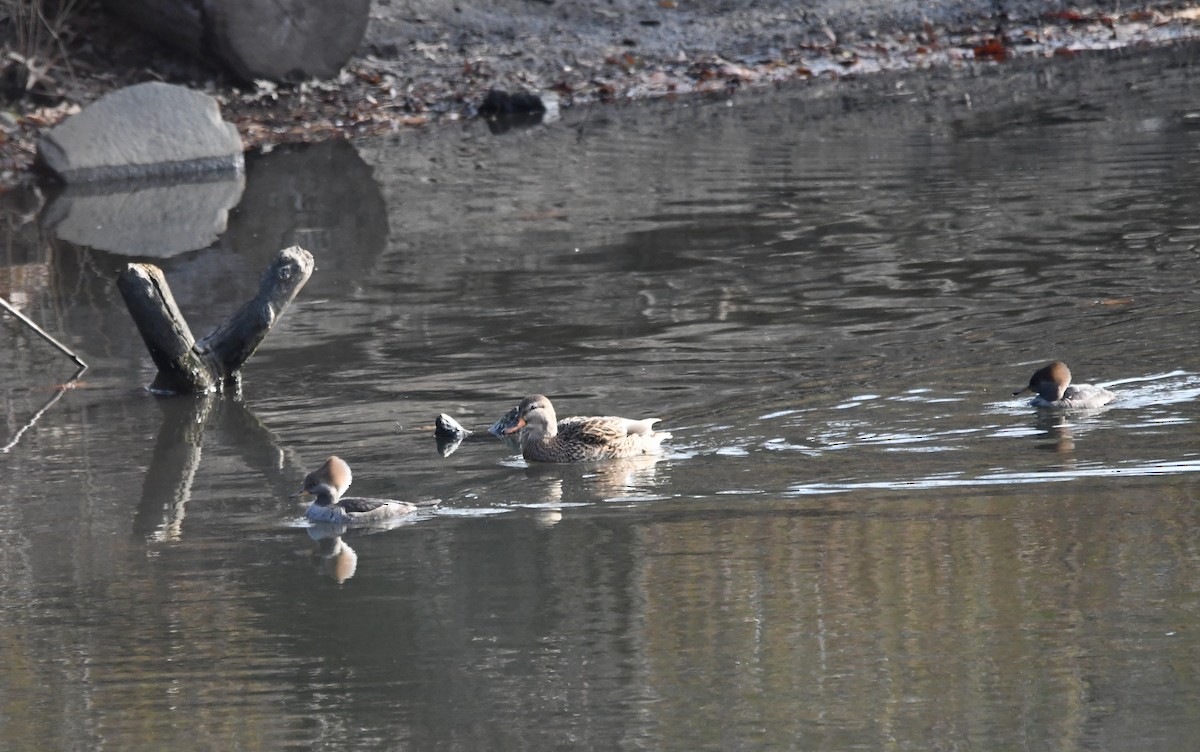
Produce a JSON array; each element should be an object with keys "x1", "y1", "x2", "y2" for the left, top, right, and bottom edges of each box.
[
  {"x1": 1013, "y1": 361, "x2": 1116, "y2": 409},
  {"x1": 291, "y1": 456, "x2": 433, "y2": 525},
  {"x1": 502, "y1": 393, "x2": 671, "y2": 462}
]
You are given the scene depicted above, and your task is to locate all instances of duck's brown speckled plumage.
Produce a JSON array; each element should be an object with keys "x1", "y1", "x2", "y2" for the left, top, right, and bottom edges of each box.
[{"x1": 504, "y1": 394, "x2": 671, "y2": 463}]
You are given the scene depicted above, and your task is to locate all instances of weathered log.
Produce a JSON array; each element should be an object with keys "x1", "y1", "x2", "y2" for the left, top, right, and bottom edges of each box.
[
  {"x1": 117, "y1": 264, "x2": 214, "y2": 392},
  {"x1": 198, "y1": 246, "x2": 313, "y2": 378},
  {"x1": 100, "y1": 0, "x2": 370, "y2": 83},
  {"x1": 118, "y1": 245, "x2": 314, "y2": 394}
]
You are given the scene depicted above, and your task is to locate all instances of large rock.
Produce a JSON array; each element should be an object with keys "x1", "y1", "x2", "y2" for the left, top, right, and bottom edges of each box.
[
  {"x1": 36, "y1": 82, "x2": 244, "y2": 184},
  {"x1": 102, "y1": 0, "x2": 370, "y2": 84}
]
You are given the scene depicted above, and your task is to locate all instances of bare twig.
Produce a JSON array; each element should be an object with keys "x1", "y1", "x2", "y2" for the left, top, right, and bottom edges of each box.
[
  {"x1": 2, "y1": 0, "x2": 81, "y2": 89},
  {"x1": 0, "y1": 295, "x2": 87, "y2": 369}
]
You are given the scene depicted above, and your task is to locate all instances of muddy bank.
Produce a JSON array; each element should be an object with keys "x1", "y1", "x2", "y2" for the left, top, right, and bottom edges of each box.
[{"x1": 2, "y1": 1, "x2": 1200, "y2": 186}]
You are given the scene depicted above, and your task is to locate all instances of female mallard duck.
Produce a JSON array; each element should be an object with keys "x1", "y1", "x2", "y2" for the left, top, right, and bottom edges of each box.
[
  {"x1": 1012, "y1": 361, "x2": 1116, "y2": 409},
  {"x1": 502, "y1": 394, "x2": 671, "y2": 462},
  {"x1": 291, "y1": 456, "x2": 434, "y2": 525}
]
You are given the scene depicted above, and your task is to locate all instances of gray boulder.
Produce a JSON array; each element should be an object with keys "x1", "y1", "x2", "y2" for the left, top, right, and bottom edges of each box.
[{"x1": 37, "y1": 82, "x2": 244, "y2": 184}]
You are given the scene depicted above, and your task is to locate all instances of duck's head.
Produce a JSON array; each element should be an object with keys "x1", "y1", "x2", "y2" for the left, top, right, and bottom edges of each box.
[
  {"x1": 1013, "y1": 361, "x2": 1072, "y2": 401},
  {"x1": 502, "y1": 394, "x2": 557, "y2": 435},
  {"x1": 291, "y1": 456, "x2": 353, "y2": 498}
]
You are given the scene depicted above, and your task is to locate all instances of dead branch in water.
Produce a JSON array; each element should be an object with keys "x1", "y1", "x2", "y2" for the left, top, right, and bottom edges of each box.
[{"x1": 117, "y1": 245, "x2": 314, "y2": 394}]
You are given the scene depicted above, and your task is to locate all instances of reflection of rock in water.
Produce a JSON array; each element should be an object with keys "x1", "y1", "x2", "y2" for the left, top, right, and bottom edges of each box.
[
  {"x1": 478, "y1": 89, "x2": 558, "y2": 135},
  {"x1": 43, "y1": 172, "x2": 245, "y2": 256},
  {"x1": 225, "y1": 139, "x2": 389, "y2": 294},
  {"x1": 38, "y1": 138, "x2": 392, "y2": 355},
  {"x1": 308, "y1": 524, "x2": 358, "y2": 584},
  {"x1": 136, "y1": 139, "x2": 388, "y2": 324},
  {"x1": 0, "y1": 185, "x2": 49, "y2": 302},
  {"x1": 38, "y1": 82, "x2": 245, "y2": 258}
]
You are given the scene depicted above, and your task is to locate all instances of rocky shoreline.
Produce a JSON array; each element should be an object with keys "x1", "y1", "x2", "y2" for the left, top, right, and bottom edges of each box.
[{"x1": 3, "y1": 1, "x2": 1200, "y2": 187}]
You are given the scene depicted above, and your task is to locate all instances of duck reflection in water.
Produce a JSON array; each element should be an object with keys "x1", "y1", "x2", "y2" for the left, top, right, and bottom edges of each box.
[
  {"x1": 1033, "y1": 411, "x2": 1077, "y2": 455},
  {"x1": 307, "y1": 523, "x2": 358, "y2": 584},
  {"x1": 518, "y1": 452, "x2": 665, "y2": 506}
]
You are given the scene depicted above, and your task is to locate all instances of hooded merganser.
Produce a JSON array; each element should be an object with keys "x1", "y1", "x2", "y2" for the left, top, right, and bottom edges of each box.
[
  {"x1": 1013, "y1": 361, "x2": 1116, "y2": 409},
  {"x1": 292, "y1": 456, "x2": 434, "y2": 524}
]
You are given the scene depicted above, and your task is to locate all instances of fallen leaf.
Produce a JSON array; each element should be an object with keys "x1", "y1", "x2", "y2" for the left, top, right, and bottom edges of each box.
[
  {"x1": 1126, "y1": 9, "x2": 1161, "y2": 22},
  {"x1": 973, "y1": 39, "x2": 1009, "y2": 61}
]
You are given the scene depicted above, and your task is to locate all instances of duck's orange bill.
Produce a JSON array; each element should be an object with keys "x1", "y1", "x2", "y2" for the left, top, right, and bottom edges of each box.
[{"x1": 502, "y1": 417, "x2": 526, "y2": 435}]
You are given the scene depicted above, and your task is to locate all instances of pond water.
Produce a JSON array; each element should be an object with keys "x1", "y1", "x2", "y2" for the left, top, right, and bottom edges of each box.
[{"x1": 4, "y1": 44, "x2": 1200, "y2": 750}]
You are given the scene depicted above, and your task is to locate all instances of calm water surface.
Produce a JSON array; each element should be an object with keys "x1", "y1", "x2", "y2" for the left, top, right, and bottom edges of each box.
[{"x1": 3, "y1": 46, "x2": 1200, "y2": 750}]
